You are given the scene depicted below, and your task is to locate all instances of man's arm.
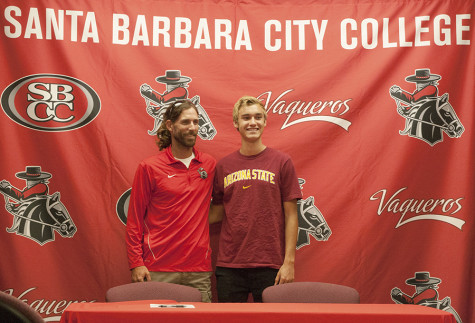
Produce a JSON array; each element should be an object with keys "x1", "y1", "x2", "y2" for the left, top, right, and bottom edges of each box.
[
  {"x1": 209, "y1": 203, "x2": 224, "y2": 224},
  {"x1": 126, "y1": 164, "x2": 152, "y2": 282},
  {"x1": 275, "y1": 199, "x2": 298, "y2": 285}
]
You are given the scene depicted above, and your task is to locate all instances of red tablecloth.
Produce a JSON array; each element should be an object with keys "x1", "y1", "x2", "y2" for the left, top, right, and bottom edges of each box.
[{"x1": 59, "y1": 300, "x2": 457, "y2": 323}]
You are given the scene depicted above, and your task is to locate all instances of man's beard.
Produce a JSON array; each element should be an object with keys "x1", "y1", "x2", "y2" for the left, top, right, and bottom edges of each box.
[{"x1": 174, "y1": 131, "x2": 197, "y2": 147}]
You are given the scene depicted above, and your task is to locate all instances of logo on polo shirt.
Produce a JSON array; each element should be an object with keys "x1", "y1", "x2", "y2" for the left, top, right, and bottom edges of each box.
[{"x1": 198, "y1": 167, "x2": 208, "y2": 179}]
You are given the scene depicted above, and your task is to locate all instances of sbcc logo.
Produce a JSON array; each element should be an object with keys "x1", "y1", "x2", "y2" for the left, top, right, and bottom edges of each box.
[{"x1": 1, "y1": 74, "x2": 100, "y2": 131}]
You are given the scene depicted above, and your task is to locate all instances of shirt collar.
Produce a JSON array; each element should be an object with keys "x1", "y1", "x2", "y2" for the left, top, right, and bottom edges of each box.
[{"x1": 164, "y1": 146, "x2": 202, "y2": 165}]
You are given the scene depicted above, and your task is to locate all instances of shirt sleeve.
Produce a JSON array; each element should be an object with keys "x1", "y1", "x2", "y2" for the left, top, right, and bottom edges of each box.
[
  {"x1": 280, "y1": 157, "x2": 302, "y2": 202},
  {"x1": 211, "y1": 165, "x2": 224, "y2": 205},
  {"x1": 125, "y1": 163, "x2": 153, "y2": 270}
]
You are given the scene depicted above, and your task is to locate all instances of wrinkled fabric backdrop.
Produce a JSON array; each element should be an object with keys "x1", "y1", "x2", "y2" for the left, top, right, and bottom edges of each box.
[{"x1": 0, "y1": 0, "x2": 473, "y2": 322}]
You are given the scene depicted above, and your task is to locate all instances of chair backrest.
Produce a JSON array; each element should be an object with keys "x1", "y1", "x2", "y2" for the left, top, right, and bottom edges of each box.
[
  {"x1": 262, "y1": 282, "x2": 360, "y2": 303},
  {"x1": 0, "y1": 291, "x2": 44, "y2": 323},
  {"x1": 105, "y1": 281, "x2": 202, "y2": 302}
]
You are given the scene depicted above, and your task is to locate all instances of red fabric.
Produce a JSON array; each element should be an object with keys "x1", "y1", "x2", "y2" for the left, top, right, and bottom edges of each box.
[
  {"x1": 0, "y1": 1, "x2": 473, "y2": 322},
  {"x1": 213, "y1": 148, "x2": 302, "y2": 269},
  {"x1": 60, "y1": 301, "x2": 457, "y2": 323},
  {"x1": 126, "y1": 146, "x2": 216, "y2": 271}
]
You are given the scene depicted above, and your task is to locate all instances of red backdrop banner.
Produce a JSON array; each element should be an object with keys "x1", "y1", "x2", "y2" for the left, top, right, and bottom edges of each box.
[{"x1": 0, "y1": 0, "x2": 473, "y2": 322}]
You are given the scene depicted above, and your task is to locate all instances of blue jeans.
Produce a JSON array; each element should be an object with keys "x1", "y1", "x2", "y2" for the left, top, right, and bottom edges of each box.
[{"x1": 215, "y1": 266, "x2": 279, "y2": 302}]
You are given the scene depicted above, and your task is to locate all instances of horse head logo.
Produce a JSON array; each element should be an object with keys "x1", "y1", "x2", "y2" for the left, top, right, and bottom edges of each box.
[
  {"x1": 435, "y1": 94, "x2": 464, "y2": 138},
  {"x1": 5, "y1": 192, "x2": 76, "y2": 245},
  {"x1": 297, "y1": 196, "x2": 332, "y2": 249},
  {"x1": 191, "y1": 95, "x2": 217, "y2": 140},
  {"x1": 393, "y1": 94, "x2": 464, "y2": 146}
]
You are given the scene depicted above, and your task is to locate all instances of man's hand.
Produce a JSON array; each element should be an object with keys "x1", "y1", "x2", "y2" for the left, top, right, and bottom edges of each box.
[
  {"x1": 131, "y1": 266, "x2": 151, "y2": 282},
  {"x1": 209, "y1": 203, "x2": 224, "y2": 224},
  {"x1": 275, "y1": 199, "x2": 297, "y2": 285},
  {"x1": 275, "y1": 262, "x2": 294, "y2": 285}
]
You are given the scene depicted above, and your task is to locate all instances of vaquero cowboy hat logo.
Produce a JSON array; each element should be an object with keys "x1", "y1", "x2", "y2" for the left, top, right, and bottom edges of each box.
[
  {"x1": 139, "y1": 69, "x2": 217, "y2": 140},
  {"x1": 389, "y1": 68, "x2": 464, "y2": 146},
  {"x1": 0, "y1": 166, "x2": 76, "y2": 245},
  {"x1": 391, "y1": 271, "x2": 462, "y2": 323}
]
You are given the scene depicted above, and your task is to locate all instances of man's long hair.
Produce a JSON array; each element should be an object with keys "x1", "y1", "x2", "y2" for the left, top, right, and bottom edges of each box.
[{"x1": 156, "y1": 100, "x2": 199, "y2": 150}]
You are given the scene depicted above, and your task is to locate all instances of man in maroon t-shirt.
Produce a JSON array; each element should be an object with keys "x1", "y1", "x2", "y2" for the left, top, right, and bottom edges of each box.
[{"x1": 210, "y1": 96, "x2": 302, "y2": 302}]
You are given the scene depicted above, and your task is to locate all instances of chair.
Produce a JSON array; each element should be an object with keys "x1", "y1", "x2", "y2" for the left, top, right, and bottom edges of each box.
[
  {"x1": 105, "y1": 281, "x2": 202, "y2": 302},
  {"x1": 0, "y1": 291, "x2": 44, "y2": 323},
  {"x1": 262, "y1": 282, "x2": 360, "y2": 303}
]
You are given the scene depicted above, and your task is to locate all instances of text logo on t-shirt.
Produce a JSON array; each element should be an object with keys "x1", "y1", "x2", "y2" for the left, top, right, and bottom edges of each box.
[{"x1": 224, "y1": 169, "x2": 276, "y2": 188}]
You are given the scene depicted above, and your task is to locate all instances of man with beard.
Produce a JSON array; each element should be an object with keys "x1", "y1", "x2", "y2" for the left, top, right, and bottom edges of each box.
[{"x1": 126, "y1": 100, "x2": 216, "y2": 302}]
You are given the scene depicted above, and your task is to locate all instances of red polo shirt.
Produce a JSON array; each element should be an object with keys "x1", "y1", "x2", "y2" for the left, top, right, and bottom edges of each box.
[{"x1": 126, "y1": 146, "x2": 216, "y2": 272}]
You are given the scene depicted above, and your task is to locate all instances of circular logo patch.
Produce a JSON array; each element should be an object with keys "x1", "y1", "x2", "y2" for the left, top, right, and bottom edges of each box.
[{"x1": 1, "y1": 74, "x2": 100, "y2": 131}]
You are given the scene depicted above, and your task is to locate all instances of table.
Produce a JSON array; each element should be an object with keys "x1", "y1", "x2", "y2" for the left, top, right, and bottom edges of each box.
[{"x1": 59, "y1": 300, "x2": 456, "y2": 323}]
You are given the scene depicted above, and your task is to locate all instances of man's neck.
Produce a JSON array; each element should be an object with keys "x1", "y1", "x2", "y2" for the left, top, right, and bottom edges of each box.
[
  {"x1": 171, "y1": 145, "x2": 194, "y2": 159},
  {"x1": 239, "y1": 140, "x2": 266, "y2": 156}
]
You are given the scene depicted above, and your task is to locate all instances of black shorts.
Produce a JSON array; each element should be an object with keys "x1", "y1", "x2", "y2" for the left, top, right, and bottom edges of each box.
[{"x1": 215, "y1": 266, "x2": 279, "y2": 303}]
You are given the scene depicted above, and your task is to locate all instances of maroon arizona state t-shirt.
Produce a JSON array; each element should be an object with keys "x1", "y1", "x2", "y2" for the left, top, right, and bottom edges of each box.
[{"x1": 212, "y1": 148, "x2": 302, "y2": 269}]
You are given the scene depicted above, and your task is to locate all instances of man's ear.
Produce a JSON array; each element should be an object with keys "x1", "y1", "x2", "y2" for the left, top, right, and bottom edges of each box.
[
  {"x1": 165, "y1": 120, "x2": 173, "y2": 132},
  {"x1": 233, "y1": 121, "x2": 239, "y2": 131}
]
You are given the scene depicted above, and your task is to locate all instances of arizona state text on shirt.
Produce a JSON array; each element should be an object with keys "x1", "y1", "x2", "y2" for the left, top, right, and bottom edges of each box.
[{"x1": 224, "y1": 169, "x2": 275, "y2": 188}]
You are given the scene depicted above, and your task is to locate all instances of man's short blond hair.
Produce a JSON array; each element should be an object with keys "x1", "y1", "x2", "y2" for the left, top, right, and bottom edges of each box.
[{"x1": 233, "y1": 96, "x2": 267, "y2": 123}]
